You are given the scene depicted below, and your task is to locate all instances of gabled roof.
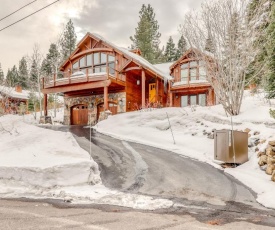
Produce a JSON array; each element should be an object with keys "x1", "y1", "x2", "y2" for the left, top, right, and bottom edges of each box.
[
  {"x1": 169, "y1": 48, "x2": 201, "y2": 70},
  {"x1": 0, "y1": 86, "x2": 29, "y2": 100},
  {"x1": 170, "y1": 48, "x2": 214, "y2": 71},
  {"x1": 61, "y1": 32, "x2": 172, "y2": 80}
]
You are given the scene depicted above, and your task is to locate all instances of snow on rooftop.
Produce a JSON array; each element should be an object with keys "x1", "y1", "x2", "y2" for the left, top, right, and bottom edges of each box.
[
  {"x1": 90, "y1": 33, "x2": 172, "y2": 80},
  {"x1": 0, "y1": 86, "x2": 29, "y2": 100},
  {"x1": 153, "y1": 62, "x2": 173, "y2": 76}
]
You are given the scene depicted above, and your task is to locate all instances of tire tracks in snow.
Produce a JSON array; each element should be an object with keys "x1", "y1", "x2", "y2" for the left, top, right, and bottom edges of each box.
[{"x1": 122, "y1": 141, "x2": 148, "y2": 192}]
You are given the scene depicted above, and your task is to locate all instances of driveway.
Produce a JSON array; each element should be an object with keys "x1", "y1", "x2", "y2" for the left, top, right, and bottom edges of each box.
[{"x1": 38, "y1": 125, "x2": 275, "y2": 227}]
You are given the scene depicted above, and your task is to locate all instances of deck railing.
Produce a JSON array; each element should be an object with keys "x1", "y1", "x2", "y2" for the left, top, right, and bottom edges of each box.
[{"x1": 42, "y1": 66, "x2": 125, "y2": 89}]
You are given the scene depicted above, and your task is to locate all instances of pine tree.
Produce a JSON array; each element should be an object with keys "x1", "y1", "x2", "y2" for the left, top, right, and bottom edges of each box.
[
  {"x1": 42, "y1": 43, "x2": 61, "y2": 77},
  {"x1": 164, "y1": 36, "x2": 177, "y2": 62},
  {"x1": 29, "y1": 60, "x2": 38, "y2": 89},
  {"x1": 6, "y1": 66, "x2": 18, "y2": 87},
  {"x1": 18, "y1": 57, "x2": 29, "y2": 89},
  {"x1": 246, "y1": 0, "x2": 271, "y2": 88},
  {"x1": 0, "y1": 63, "x2": 4, "y2": 85},
  {"x1": 175, "y1": 35, "x2": 187, "y2": 60},
  {"x1": 205, "y1": 34, "x2": 215, "y2": 53},
  {"x1": 130, "y1": 4, "x2": 162, "y2": 64},
  {"x1": 266, "y1": 2, "x2": 275, "y2": 98},
  {"x1": 60, "y1": 19, "x2": 77, "y2": 62}
]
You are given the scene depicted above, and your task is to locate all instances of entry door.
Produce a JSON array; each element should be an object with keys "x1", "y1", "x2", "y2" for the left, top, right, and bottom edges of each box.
[
  {"x1": 71, "y1": 105, "x2": 88, "y2": 125},
  {"x1": 149, "y1": 83, "x2": 156, "y2": 103}
]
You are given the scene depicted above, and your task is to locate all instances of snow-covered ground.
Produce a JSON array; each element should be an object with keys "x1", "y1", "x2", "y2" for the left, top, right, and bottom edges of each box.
[
  {"x1": 0, "y1": 91, "x2": 274, "y2": 210},
  {"x1": 94, "y1": 91, "x2": 275, "y2": 209},
  {"x1": 0, "y1": 115, "x2": 172, "y2": 210}
]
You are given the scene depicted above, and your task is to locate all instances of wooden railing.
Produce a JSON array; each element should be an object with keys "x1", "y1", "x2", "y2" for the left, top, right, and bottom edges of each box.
[{"x1": 42, "y1": 66, "x2": 125, "y2": 89}]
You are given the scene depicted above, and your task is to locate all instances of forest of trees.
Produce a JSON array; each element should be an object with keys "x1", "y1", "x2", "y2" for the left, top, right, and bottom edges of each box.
[{"x1": 0, "y1": 19, "x2": 77, "y2": 91}]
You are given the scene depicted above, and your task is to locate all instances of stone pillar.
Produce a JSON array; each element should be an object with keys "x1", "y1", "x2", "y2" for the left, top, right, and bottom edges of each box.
[{"x1": 142, "y1": 69, "x2": 146, "y2": 108}]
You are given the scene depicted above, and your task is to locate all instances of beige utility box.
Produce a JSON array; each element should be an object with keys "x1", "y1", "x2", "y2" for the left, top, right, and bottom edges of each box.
[{"x1": 214, "y1": 129, "x2": 248, "y2": 164}]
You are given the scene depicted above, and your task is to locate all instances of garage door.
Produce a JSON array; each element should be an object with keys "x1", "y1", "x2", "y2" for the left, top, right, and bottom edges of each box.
[
  {"x1": 97, "y1": 102, "x2": 117, "y2": 120},
  {"x1": 71, "y1": 104, "x2": 88, "y2": 125}
]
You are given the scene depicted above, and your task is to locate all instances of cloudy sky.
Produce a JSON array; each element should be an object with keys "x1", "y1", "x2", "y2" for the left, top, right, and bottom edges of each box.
[{"x1": 0, "y1": 0, "x2": 204, "y2": 74}]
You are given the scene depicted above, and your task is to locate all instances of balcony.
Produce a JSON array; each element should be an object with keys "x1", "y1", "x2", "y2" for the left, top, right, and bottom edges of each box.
[
  {"x1": 171, "y1": 79, "x2": 211, "y2": 90},
  {"x1": 42, "y1": 66, "x2": 125, "y2": 90}
]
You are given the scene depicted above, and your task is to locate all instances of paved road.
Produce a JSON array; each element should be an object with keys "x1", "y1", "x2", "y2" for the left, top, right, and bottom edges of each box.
[
  {"x1": 1, "y1": 199, "x2": 275, "y2": 230},
  {"x1": 13, "y1": 125, "x2": 274, "y2": 229}
]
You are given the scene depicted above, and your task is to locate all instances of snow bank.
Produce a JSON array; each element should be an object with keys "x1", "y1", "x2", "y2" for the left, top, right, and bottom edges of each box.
[
  {"x1": 0, "y1": 115, "x2": 101, "y2": 187},
  {"x1": 94, "y1": 91, "x2": 275, "y2": 209},
  {"x1": 0, "y1": 115, "x2": 173, "y2": 210}
]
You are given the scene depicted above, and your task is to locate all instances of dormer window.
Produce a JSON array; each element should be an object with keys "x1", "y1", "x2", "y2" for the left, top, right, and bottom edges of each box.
[{"x1": 180, "y1": 60, "x2": 207, "y2": 82}]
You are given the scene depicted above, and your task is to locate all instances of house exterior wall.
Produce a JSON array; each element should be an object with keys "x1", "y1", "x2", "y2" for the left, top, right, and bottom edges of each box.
[{"x1": 169, "y1": 50, "x2": 216, "y2": 107}]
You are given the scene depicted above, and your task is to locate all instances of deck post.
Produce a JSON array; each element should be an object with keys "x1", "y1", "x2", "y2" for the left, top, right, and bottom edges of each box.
[
  {"x1": 104, "y1": 86, "x2": 108, "y2": 110},
  {"x1": 54, "y1": 73, "x2": 56, "y2": 87},
  {"x1": 44, "y1": 94, "x2": 48, "y2": 116},
  {"x1": 142, "y1": 69, "x2": 146, "y2": 108}
]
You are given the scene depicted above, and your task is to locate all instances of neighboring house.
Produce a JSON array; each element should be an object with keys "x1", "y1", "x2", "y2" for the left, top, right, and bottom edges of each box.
[
  {"x1": 41, "y1": 32, "x2": 171, "y2": 125},
  {"x1": 168, "y1": 48, "x2": 216, "y2": 107},
  {"x1": 0, "y1": 85, "x2": 29, "y2": 114}
]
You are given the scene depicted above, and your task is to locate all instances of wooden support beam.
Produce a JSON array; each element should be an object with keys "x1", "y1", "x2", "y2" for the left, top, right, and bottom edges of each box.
[
  {"x1": 142, "y1": 69, "x2": 146, "y2": 108},
  {"x1": 104, "y1": 86, "x2": 108, "y2": 110},
  {"x1": 44, "y1": 94, "x2": 48, "y2": 116},
  {"x1": 169, "y1": 92, "x2": 173, "y2": 107},
  {"x1": 41, "y1": 80, "x2": 111, "y2": 94}
]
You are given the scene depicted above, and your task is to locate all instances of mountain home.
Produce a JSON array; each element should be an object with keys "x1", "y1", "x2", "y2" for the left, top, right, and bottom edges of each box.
[
  {"x1": 41, "y1": 33, "x2": 171, "y2": 125},
  {"x1": 41, "y1": 34, "x2": 216, "y2": 125}
]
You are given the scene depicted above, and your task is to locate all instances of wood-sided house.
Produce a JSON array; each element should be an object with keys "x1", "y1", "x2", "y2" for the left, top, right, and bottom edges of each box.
[
  {"x1": 0, "y1": 85, "x2": 29, "y2": 114},
  {"x1": 168, "y1": 48, "x2": 216, "y2": 107},
  {"x1": 41, "y1": 33, "x2": 171, "y2": 125}
]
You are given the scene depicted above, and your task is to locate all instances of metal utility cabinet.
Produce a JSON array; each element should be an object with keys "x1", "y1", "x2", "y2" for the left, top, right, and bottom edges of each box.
[{"x1": 214, "y1": 129, "x2": 248, "y2": 164}]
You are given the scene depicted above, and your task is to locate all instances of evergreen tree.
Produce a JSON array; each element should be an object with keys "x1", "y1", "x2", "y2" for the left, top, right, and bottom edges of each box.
[
  {"x1": 60, "y1": 19, "x2": 77, "y2": 62},
  {"x1": 266, "y1": 2, "x2": 275, "y2": 98},
  {"x1": 0, "y1": 63, "x2": 4, "y2": 85},
  {"x1": 29, "y1": 60, "x2": 38, "y2": 89},
  {"x1": 42, "y1": 43, "x2": 61, "y2": 77},
  {"x1": 6, "y1": 66, "x2": 18, "y2": 87},
  {"x1": 18, "y1": 57, "x2": 29, "y2": 89},
  {"x1": 205, "y1": 34, "x2": 215, "y2": 53},
  {"x1": 130, "y1": 4, "x2": 162, "y2": 64},
  {"x1": 175, "y1": 35, "x2": 187, "y2": 60},
  {"x1": 246, "y1": 0, "x2": 271, "y2": 88},
  {"x1": 164, "y1": 36, "x2": 177, "y2": 62}
]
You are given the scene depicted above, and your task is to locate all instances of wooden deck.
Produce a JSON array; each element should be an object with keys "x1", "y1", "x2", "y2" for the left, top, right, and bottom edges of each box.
[{"x1": 41, "y1": 67, "x2": 126, "y2": 94}]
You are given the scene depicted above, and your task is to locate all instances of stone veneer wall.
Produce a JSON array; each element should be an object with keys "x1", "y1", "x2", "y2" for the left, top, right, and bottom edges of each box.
[{"x1": 64, "y1": 92, "x2": 126, "y2": 125}]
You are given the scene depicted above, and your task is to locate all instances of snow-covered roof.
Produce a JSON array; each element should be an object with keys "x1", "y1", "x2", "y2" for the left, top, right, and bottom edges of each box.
[
  {"x1": 153, "y1": 62, "x2": 173, "y2": 76},
  {"x1": 88, "y1": 33, "x2": 172, "y2": 80},
  {"x1": 0, "y1": 86, "x2": 29, "y2": 100}
]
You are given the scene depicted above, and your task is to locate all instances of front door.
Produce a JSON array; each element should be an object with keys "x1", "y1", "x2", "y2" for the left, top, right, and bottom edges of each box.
[
  {"x1": 71, "y1": 104, "x2": 88, "y2": 125},
  {"x1": 149, "y1": 83, "x2": 156, "y2": 103}
]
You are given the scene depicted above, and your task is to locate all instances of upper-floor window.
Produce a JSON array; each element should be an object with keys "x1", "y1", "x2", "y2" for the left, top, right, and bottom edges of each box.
[
  {"x1": 72, "y1": 52, "x2": 115, "y2": 75},
  {"x1": 180, "y1": 60, "x2": 206, "y2": 82}
]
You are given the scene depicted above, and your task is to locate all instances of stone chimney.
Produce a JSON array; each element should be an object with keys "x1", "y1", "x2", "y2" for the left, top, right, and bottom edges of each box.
[{"x1": 15, "y1": 85, "x2": 22, "y2": 93}]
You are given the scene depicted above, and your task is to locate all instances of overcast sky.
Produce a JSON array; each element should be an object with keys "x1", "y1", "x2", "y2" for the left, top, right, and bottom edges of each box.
[{"x1": 0, "y1": 0, "x2": 204, "y2": 74}]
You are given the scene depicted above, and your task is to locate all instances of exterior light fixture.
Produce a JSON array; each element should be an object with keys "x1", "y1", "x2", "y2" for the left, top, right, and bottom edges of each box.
[
  {"x1": 115, "y1": 60, "x2": 118, "y2": 64},
  {"x1": 137, "y1": 80, "x2": 140, "y2": 85}
]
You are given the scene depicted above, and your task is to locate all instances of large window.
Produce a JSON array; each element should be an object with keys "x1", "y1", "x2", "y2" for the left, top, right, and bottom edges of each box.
[
  {"x1": 180, "y1": 93, "x2": 207, "y2": 107},
  {"x1": 72, "y1": 52, "x2": 116, "y2": 75},
  {"x1": 180, "y1": 60, "x2": 207, "y2": 82}
]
